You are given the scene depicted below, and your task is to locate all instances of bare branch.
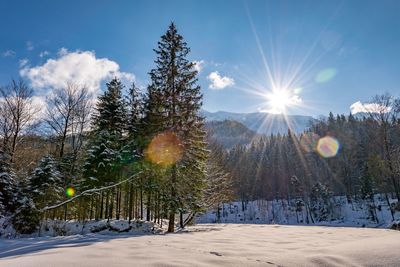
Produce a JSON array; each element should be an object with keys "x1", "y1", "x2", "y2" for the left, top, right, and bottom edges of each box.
[{"x1": 41, "y1": 171, "x2": 143, "y2": 212}]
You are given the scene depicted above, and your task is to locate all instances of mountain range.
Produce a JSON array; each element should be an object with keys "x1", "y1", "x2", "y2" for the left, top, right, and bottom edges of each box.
[{"x1": 201, "y1": 110, "x2": 314, "y2": 135}]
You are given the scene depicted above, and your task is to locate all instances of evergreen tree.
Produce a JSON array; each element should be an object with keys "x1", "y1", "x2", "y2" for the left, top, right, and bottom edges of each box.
[
  {"x1": 126, "y1": 82, "x2": 143, "y2": 139},
  {"x1": 146, "y1": 23, "x2": 207, "y2": 232},
  {"x1": 82, "y1": 78, "x2": 128, "y2": 220},
  {"x1": 0, "y1": 150, "x2": 16, "y2": 215},
  {"x1": 28, "y1": 155, "x2": 63, "y2": 210},
  {"x1": 12, "y1": 178, "x2": 39, "y2": 234},
  {"x1": 83, "y1": 78, "x2": 128, "y2": 186},
  {"x1": 309, "y1": 182, "x2": 332, "y2": 222}
]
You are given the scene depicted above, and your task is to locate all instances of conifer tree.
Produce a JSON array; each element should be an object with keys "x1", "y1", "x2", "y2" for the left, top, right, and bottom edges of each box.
[
  {"x1": 82, "y1": 78, "x2": 128, "y2": 220},
  {"x1": 147, "y1": 23, "x2": 207, "y2": 232},
  {"x1": 28, "y1": 155, "x2": 63, "y2": 210},
  {"x1": 12, "y1": 178, "x2": 39, "y2": 234},
  {"x1": 0, "y1": 150, "x2": 16, "y2": 215},
  {"x1": 126, "y1": 82, "x2": 143, "y2": 140},
  {"x1": 83, "y1": 78, "x2": 127, "y2": 185}
]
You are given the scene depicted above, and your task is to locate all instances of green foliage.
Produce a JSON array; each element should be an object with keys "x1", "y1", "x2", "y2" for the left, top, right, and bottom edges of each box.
[
  {"x1": 0, "y1": 150, "x2": 16, "y2": 214},
  {"x1": 145, "y1": 23, "x2": 208, "y2": 231},
  {"x1": 29, "y1": 155, "x2": 63, "y2": 210}
]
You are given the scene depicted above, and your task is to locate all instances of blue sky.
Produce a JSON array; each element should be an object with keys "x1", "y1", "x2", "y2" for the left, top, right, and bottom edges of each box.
[{"x1": 0, "y1": 0, "x2": 399, "y2": 116}]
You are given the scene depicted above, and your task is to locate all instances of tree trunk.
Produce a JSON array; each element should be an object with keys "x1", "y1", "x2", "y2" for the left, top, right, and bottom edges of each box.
[
  {"x1": 168, "y1": 166, "x2": 177, "y2": 232},
  {"x1": 129, "y1": 184, "x2": 133, "y2": 223},
  {"x1": 140, "y1": 178, "x2": 143, "y2": 220},
  {"x1": 179, "y1": 211, "x2": 184, "y2": 228},
  {"x1": 146, "y1": 189, "x2": 151, "y2": 221},
  {"x1": 168, "y1": 212, "x2": 175, "y2": 233}
]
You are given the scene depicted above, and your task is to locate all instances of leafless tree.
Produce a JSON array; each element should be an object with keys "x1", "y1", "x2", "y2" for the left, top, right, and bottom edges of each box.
[
  {"x1": 366, "y1": 93, "x2": 400, "y2": 200},
  {"x1": 0, "y1": 80, "x2": 39, "y2": 162},
  {"x1": 44, "y1": 83, "x2": 92, "y2": 164}
]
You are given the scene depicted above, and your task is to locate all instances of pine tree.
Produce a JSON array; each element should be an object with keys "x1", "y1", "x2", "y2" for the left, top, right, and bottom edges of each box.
[
  {"x1": 83, "y1": 78, "x2": 127, "y2": 185},
  {"x1": 126, "y1": 82, "x2": 143, "y2": 139},
  {"x1": 28, "y1": 155, "x2": 63, "y2": 210},
  {"x1": 146, "y1": 23, "x2": 207, "y2": 232},
  {"x1": 12, "y1": 178, "x2": 39, "y2": 234},
  {"x1": 310, "y1": 182, "x2": 332, "y2": 222},
  {"x1": 82, "y1": 78, "x2": 128, "y2": 220},
  {"x1": 0, "y1": 150, "x2": 16, "y2": 215}
]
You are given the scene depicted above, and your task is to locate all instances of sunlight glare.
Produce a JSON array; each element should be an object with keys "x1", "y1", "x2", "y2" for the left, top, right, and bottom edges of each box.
[{"x1": 265, "y1": 88, "x2": 302, "y2": 114}]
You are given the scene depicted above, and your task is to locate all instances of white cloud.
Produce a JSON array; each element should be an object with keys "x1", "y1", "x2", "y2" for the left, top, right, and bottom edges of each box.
[
  {"x1": 207, "y1": 71, "x2": 235, "y2": 90},
  {"x1": 2, "y1": 50, "x2": 16, "y2": 57},
  {"x1": 350, "y1": 101, "x2": 391, "y2": 114},
  {"x1": 39, "y1": 50, "x2": 50, "y2": 58},
  {"x1": 20, "y1": 48, "x2": 134, "y2": 94},
  {"x1": 31, "y1": 95, "x2": 47, "y2": 122},
  {"x1": 19, "y1": 58, "x2": 29, "y2": 68},
  {"x1": 193, "y1": 60, "x2": 205, "y2": 72},
  {"x1": 26, "y1": 41, "x2": 34, "y2": 51}
]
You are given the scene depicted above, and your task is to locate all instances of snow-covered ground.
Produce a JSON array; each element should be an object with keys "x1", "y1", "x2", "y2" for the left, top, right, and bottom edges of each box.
[
  {"x1": 197, "y1": 196, "x2": 400, "y2": 228},
  {"x1": 0, "y1": 224, "x2": 399, "y2": 266}
]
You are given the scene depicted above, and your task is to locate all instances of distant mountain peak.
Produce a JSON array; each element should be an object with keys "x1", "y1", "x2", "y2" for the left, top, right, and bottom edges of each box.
[{"x1": 201, "y1": 110, "x2": 314, "y2": 135}]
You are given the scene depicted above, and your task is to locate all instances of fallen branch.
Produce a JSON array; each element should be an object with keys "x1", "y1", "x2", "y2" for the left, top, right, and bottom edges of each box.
[{"x1": 41, "y1": 172, "x2": 142, "y2": 212}]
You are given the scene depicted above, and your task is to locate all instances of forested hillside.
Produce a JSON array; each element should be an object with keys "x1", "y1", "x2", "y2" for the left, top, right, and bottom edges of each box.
[
  {"x1": 215, "y1": 98, "x2": 400, "y2": 224},
  {"x1": 205, "y1": 120, "x2": 258, "y2": 149}
]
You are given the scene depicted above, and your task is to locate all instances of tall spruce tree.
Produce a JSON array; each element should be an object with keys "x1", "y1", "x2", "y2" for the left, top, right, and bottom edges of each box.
[
  {"x1": 146, "y1": 23, "x2": 207, "y2": 232},
  {"x1": 82, "y1": 78, "x2": 127, "y2": 219},
  {"x1": 83, "y1": 78, "x2": 127, "y2": 184}
]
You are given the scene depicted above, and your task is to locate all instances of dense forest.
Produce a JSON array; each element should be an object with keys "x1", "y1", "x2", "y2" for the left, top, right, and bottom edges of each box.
[
  {"x1": 0, "y1": 23, "x2": 399, "y2": 236},
  {"x1": 222, "y1": 97, "x2": 400, "y2": 222}
]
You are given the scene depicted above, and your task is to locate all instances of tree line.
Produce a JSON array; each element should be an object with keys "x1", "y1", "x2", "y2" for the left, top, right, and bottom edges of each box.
[
  {"x1": 0, "y1": 23, "x2": 232, "y2": 234},
  {"x1": 223, "y1": 94, "x2": 400, "y2": 222}
]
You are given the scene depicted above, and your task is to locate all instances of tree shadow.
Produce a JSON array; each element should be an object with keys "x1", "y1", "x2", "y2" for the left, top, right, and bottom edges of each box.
[{"x1": 0, "y1": 233, "x2": 154, "y2": 259}]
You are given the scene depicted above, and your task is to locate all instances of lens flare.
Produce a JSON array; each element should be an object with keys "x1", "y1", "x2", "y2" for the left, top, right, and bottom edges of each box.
[
  {"x1": 145, "y1": 131, "x2": 183, "y2": 167},
  {"x1": 300, "y1": 132, "x2": 320, "y2": 152},
  {"x1": 66, "y1": 187, "x2": 75, "y2": 198},
  {"x1": 317, "y1": 136, "x2": 340, "y2": 158},
  {"x1": 315, "y1": 68, "x2": 337, "y2": 83}
]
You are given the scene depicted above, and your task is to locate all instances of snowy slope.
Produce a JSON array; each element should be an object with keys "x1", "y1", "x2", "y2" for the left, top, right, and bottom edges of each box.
[{"x1": 196, "y1": 195, "x2": 400, "y2": 228}]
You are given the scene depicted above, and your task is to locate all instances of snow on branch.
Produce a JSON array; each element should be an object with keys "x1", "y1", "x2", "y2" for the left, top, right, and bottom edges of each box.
[{"x1": 41, "y1": 172, "x2": 143, "y2": 212}]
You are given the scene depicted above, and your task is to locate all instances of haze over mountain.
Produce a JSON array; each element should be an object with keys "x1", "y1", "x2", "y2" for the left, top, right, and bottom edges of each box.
[
  {"x1": 205, "y1": 120, "x2": 259, "y2": 149},
  {"x1": 201, "y1": 110, "x2": 315, "y2": 135}
]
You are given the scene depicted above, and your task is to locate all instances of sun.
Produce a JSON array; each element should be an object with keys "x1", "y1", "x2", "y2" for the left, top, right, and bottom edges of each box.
[{"x1": 264, "y1": 88, "x2": 301, "y2": 114}]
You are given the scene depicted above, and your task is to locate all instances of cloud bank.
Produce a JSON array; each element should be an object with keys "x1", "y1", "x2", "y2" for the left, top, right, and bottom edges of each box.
[{"x1": 20, "y1": 48, "x2": 134, "y2": 94}]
